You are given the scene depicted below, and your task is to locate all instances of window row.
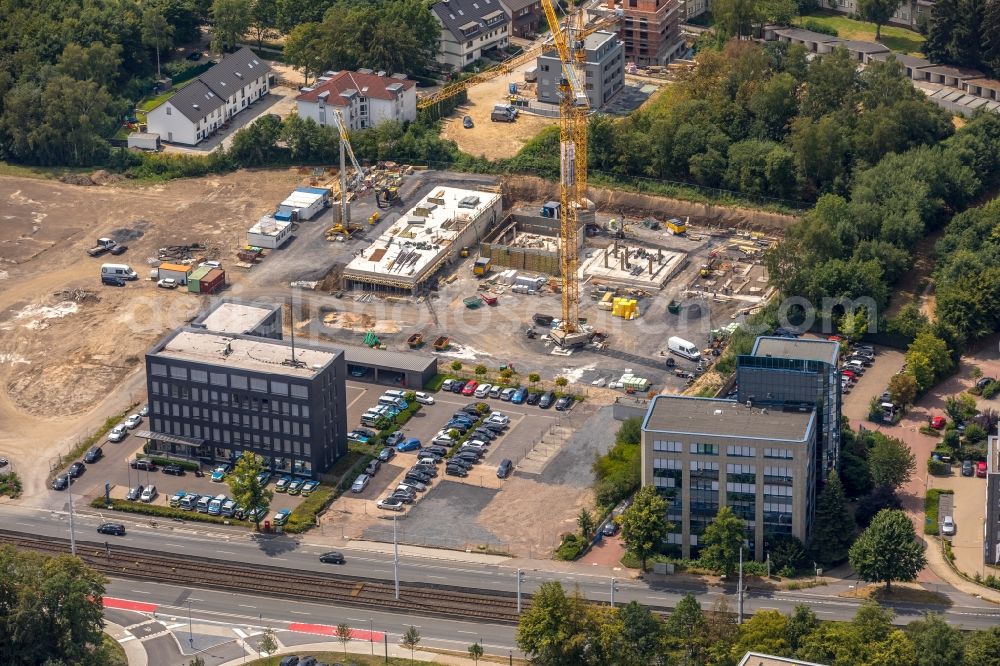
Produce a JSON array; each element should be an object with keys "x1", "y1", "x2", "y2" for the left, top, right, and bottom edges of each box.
[
  {"x1": 151, "y1": 383, "x2": 312, "y2": 417},
  {"x1": 149, "y1": 364, "x2": 308, "y2": 398},
  {"x1": 653, "y1": 440, "x2": 683, "y2": 453}
]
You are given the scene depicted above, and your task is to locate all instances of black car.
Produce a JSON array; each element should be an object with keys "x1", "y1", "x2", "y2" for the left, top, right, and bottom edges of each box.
[
  {"x1": 130, "y1": 458, "x2": 157, "y2": 471},
  {"x1": 482, "y1": 421, "x2": 506, "y2": 434},
  {"x1": 602, "y1": 521, "x2": 619, "y2": 537},
  {"x1": 473, "y1": 428, "x2": 497, "y2": 441},
  {"x1": 390, "y1": 492, "x2": 415, "y2": 504},
  {"x1": 319, "y1": 551, "x2": 345, "y2": 564},
  {"x1": 406, "y1": 469, "x2": 432, "y2": 483},
  {"x1": 162, "y1": 465, "x2": 185, "y2": 476},
  {"x1": 454, "y1": 452, "x2": 481, "y2": 464},
  {"x1": 52, "y1": 475, "x2": 70, "y2": 491},
  {"x1": 68, "y1": 462, "x2": 86, "y2": 478},
  {"x1": 962, "y1": 459, "x2": 975, "y2": 476},
  {"x1": 299, "y1": 657, "x2": 318, "y2": 666},
  {"x1": 462, "y1": 402, "x2": 490, "y2": 415},
  {"x1": 445, "y1": 465, "x2": 469, "y2": 477},
  {"x1": 424, "y1": 445, "x2": 449, "y2": 457},
  {"x1": 463, "y1": 115, "x2": 474, "y2": 129},
  {"x1": 186, "y1": 50, "x2": 203, "y2": 61},
  {"x1": 97, "y1": 522, "x2": 126, "y2": 536},
  {"x1": 410, "y1": 464, "x2": 438, "y2": 477},
  {"x1": 83, "y1": 447, "x2": 103, "y2": 464},
  {"x1": 447, "y1": 457, "x2": 473, "y2": 470},
  {"x1": 539, "y1": 391, "x2": 555, "y2": 409},
  {"x1": 497, "y1": 458, "x2": 513, "y2": 479},
  {"x1": 126, "y1": 485, "x2": 144, "y2": 501},
  {"x1": 555, "y1": 396, "x2": 573, "y2": 411},
  {"x1": 444, "y1": 421, "x2": 469, "y2": 434},
  {"x1": 526, "y1": 391, "x2": 542, "y2": 405},
  {"x1": 279, "y1": 657, "x2": 299, "y2": 666},
  {"x1": 451, "y1": 381, "x2": 466, "y2": 394}
]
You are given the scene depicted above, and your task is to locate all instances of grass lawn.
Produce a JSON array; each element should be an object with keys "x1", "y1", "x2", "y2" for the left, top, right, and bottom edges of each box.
[
  {"x1": 0, "y1": 161, "x2": 92, "y2": 179},
  {"x1": 794, "y1": 10, "x2": 926, "y2": 55}
]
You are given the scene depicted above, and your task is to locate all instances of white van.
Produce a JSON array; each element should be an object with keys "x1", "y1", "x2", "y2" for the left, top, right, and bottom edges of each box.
[
  {"x1": 196, "y1": 495, "x2": 211, "y2": 513},
  {"x1": 378, "y1": 396, "x2": 406, "y2": 409},
  {"x1": 667, "y1": 336, "x2": 701, "y2": 361},
  {"x1": 101, "y1": 263, "x2": 138, "y2": 280},
  {"x1": 384, "y1": 390, "x2": 407, "y2": 400}
]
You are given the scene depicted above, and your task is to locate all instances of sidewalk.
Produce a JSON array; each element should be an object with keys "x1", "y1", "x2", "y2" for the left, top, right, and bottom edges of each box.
[
  {"x1": 925, "y1": 534, "x2": 1000, "y2": 605},
  {"x1": 103, "y1": 619, "x2": 147, "y2": 666},
  {"x1": 216, "y1": 639, "x2": 489, "y2": 666}
]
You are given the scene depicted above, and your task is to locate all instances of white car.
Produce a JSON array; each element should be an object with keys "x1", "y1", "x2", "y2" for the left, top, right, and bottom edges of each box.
[
  {"x1": 432, "y1": 432, "x2": 455, "y2": 445},
  {"x1": 500, "y1": 387, "x2": 517, "y2": 401},
  {"x1": 139, "y1": 404, "x2": 149, "y2": 416},
  {"x1": 377, "y1": 497, "x2": 405, "y2": 511},
  {"x1": 140, "y1": 485, "x2": 157, "y2": 503},
  {"x1": 464, "y1": 439, "x2": 488, "y2": 450},
  {"x1": 474, "y1": 383, "x2": 493, "y2": 398},
  {"x1": 414, "y1": 392, "x2": 435, "y2": 405},
  {"x1": 201, "y1": 260, "x2": 222, "y2": 269},
  {"x1": 107, "y1": 425, "x2": 128, "y2": 442},
  {"x1": 487, "y1": 413, "x2": 510, "y2": 426},
  {"x1": 157, "y1": 278, "x2": 178, "y2": 289},
  {"x1": 124, "y1": 414, "x2": 142, "y2": 429},
  {"x1": 942, "y1": 516, "x2": 956, "y2": 536}
]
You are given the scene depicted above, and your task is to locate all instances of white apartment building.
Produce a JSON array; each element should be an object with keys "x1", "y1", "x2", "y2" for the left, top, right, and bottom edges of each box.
[
  {"x1": 295, "y1": 70, "x2": 417, "y2": 132},
  {"x1": 432, "y1": 0, "x2": 511, "y2": 69}
]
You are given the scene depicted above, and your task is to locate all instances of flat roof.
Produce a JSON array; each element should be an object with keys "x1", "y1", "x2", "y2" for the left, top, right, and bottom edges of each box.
[
  {"x1": 868, "y1": 52, "x2": 930, "y2": 68},
  {"x1": 344, "y1": 186, "x2": 501, "y2": 285},
  {"x1": 280, "y1": 190, "x2": 326, "y2": 207},
  {"x1": 917, "y1": 64, "x2": 984, "y2": 78},
  {"x1": 834, "y1": 39, "x2": 889, "y2": 53},
  {"x1": 341, "y1": 344, "x2": 437, "y2": 373},
  {"x1": 774, "y1": 27, "x2": 840, "y2": 43},
  {"x1": 197, "y1": 302, "x2": 278, "y2": 336},
  {"x1": 752, "y1": 336, "x2": 839, "y2": 365},
  {"x1": 153, "y1": 329, "x2": 338, "y2": 378},
  {"x1": 642, "y1": 395, "x2": 815, "y2": 442},
  {"x1": 249, "y1": 216, "x2": 291, "y2": 236},
  {"x1": 738, "y1": 653, "x2": 829, "y2": 666}
]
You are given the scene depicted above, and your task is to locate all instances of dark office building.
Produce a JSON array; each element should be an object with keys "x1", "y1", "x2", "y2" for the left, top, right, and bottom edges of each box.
[
  {"x1": 141, "y1": 327, "x2": 347, "y2": 477},
  {"x1": 737, "y1": 337, "x2": 841, "y2": 476}
]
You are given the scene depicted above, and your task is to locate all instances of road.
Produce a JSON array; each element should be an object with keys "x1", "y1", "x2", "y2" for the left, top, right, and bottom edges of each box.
[{"x1": 6, "y1": 503, "x2": 1000, "y2": 632}]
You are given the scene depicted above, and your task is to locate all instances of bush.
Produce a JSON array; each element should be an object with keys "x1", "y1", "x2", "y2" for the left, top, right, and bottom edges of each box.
[
  {"x1": 920, "y1": 425, "x2": 943, "y2": 437},
  {"x1": 144, "y1": 455, "x2": 200, "y2": 471},
  {"x1": 927, "y1": 457, "x2": 951, "y2": 476},
  {"x1": 284, "y1": 486, "x2": 336, "y2": 533},
  {"x1": 556, "y1": 533, "x2": 586, "y2": 561},
  {"x1": 924, "y1": 489, "x2": 952, "y2": 535},
  {"x1": 800, "y1": 19, "x2": 838, "y2": 36},
  {"x1": 964, "y1": 423, "x2": 987, "y2": 444},
  {"x1": 0, "y1": 472, "x2": 22, "y2": 499},
  {"x1": 942, "y1": 430, "x2": 961, "y2": 451},
  {"x1": 982, "y1": 381, "x2": 1000, "y2": 399},
  {"x1": 92, "y1": 497, "x2": 245, "y2": 526}
]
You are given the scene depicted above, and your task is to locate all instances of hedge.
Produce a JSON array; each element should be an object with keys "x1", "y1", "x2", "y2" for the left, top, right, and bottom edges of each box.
[
  {"x1": 284, "y1": 486, "x2": 336, "y2": 533},
  {"x1": 556, "y1": 533, "x2": 586, "y2": 561},
  {"x1": 924, "y1": 489, "x2": 953, "y2": 536},
  {"x1": 91, "y1": 497, "x2": 245, "y2": 526},
  {"x1": 927, "y1": 457, "x2": 951, "y2": 476},
  {"x1": 143, "y1": 454, "x2": 200, "y2": 471}
]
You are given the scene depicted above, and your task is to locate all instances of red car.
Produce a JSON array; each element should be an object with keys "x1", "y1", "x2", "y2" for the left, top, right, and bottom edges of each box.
[
  {"x1": 841, "y1": 370, "x2": 858, "y2": 382},
  {"x1": 929, "y1": 416, "x2": 947, "y2": 430},
  {"x1": 977, "y1": 461, "x2": 988, "y2": 478},
  {"x1": 461, "y1": 380, "x2": 479, "y2": 396}
]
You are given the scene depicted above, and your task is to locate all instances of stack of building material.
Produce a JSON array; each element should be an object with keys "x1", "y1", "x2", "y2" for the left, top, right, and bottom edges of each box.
[
  {"x1": 612, "y1": 297, "x2": 639, "y2": 320},
  {"x1": 598, "y1": 291, "x2": 614, "y2": 311}
]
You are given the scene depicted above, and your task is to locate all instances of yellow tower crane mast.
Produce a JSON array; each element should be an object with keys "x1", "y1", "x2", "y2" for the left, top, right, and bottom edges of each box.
[
  {"x1": 331, "y1": 108, "x2": 366, "y2": 226},
  {"x1": 541, "y1": 0, "x2": 591, "y2": 348}
]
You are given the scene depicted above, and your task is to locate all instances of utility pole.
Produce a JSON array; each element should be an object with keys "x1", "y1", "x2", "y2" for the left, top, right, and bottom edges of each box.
[
  {"x1": 393, "y1": 516, "x2": 400, "y2": 600},
  {"x1": 737, "y1": 546, "x2": 744, "y2": 625},
  {"x1": 370, "y1": 618, "x2": 374, "y2": 656},
  {"x1": 188, "y1": 600, "x2": 194, "y2": 649},
  {"x1": 68, "y1": 477, "x2": 77, "y2": 556},
  {"x1": 610, "y1": 578, "x2": 619, "y2": 608},
  {"x1": 516, "y1": 569, "x2": 525, "y2": 613}
]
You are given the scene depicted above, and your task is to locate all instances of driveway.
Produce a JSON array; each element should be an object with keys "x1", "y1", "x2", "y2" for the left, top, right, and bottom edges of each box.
[{"x1": 934, "y1": 474, "x2": 989, "y2": 580}]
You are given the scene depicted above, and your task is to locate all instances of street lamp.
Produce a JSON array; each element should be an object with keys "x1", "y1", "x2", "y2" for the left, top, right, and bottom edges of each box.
[
  {"x1": 188, "y1": 600, "x2": 194, "y2": 649},
  {"x1": 370, "y1": 618, "x2": 374, "y2": 656},
  {"x1": 610, "y1": 578, "x2": 619, "y2": 608},
  {"x1": 393, "y1": 516, "x2": 400, "y2": 600},
  {"x1": 68, "y1": 476, "x2": 77, "y2": 556},
  {"x1": 516, "y1": 569, "x2": 526, "y2": 613}
]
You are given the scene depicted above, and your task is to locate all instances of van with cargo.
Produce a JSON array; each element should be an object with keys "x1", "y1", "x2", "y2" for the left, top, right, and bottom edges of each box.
[
  {"x1": 491, "y1": 104, "x2": 516, "y2": 122},
  {"x1": 384, "y1": 389, "x2": 407, "y2": 400},
  {"x1": 101, "y1": 263, "x2": 138, "y2": 281},
  {"x1": 523, "y1": 66, "x2": 538, "y2": 83},
  {"x1": 196, "y1": 495, "x2": 211, "y2": 513},
  {"x1": 207, "y1": 493, "x2": 227, "y2": 516},
  {"x1": 667, "y1": 336, "x2": 701, "y2": 362},
  {"x1": 180, "y1": 494, "x2": 200, "y2": 511},
  {"x1": 361, "y1": 411, "x2": 385, "y2": 427},
  {"x1": 378, "y1": 396, "x2": 407, "y2": 410}
]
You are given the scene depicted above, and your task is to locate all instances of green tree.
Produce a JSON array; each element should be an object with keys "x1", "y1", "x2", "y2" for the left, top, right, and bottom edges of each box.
[
  {"x1": 924, "y1": 0, "x2": 961, "y2": 64},
  {"x1": 141, "y1": 6, "x2": 174, "y2": 79},
  {"x1": 474, "y1": 364, "x2": 488, "y2": 377},
  {"x1": 256, "y1": 628, "x2": 278, "y2": 656},
  {"x1": 906, "y1": 331, "x2": 954, "y2": 386},
  {"x1": 618, "y1": 486, "x2": 671, "y2": 571},
  {"x1": 839, "y1": 307, "x2": 870, "y2": 343},
  {"x1": 963, "y1": 626, "x2": 1000, "y2": 666},
  {"x1": 450, "y1": 361, "x2": 462, "y2": 372},
  {"x1": 468, "y1": 641, "x2": 484, "y2": 664},
  {"x1": 664, "y1": 594, "x2": 708, "y2": 666},
  {"x1": 577, "y1": 508, "x2": 596, "y2": 541},
  {"x1": 211, "y1": 0, "x2": 251, "y2": 52},
  {"x1": 906, "y1": 613, "x2": 963, "y2": 666},
  {"x1": 809, "y1": 471, "x2": 854, "y2": 566},
  {"x1": 528, "y1": 372, "x2": 541, "y2": 384},
  {"x1": 868, "y1": 434, "x2": 916, "y2": 490},
  {"x1": 516, "y1": 582, "x2": 595, "y2": 666},
  {"x1": 731, "y1": 610, "x2": 789, "y2": 660},
  {"x1": 888, "y1": 372, "x2": 918, "y2": 407},
  {"x1": 284, "y1": 21, "x2": 324, "y2": 84},
  {"x1": 249, "y1": 0, "x2": 277, "y2": 48},
  {"x1": 945, "y1": 393, "x2": 978, "y2": 424},
  {"x1": 228, "y1": 451, "x2": 273, "y2": 531},
  {"x1": 767, "y1": 534, "x2": 808, "y2": 574},
  {"x1": 785, "y1": 605, "x2": 819, "y2": 653},
  {"x1": 189, "y1": 658, "x2": 206, "y2": 666},
  {"x1": 607, "y1": 601, "x2": 663, "y2": 666},
  {"x1": 849, "y1": 509, "x2": 926, "y2": 590},
  {"x1": 555, "y1": 376, "x2": 568, "y2": 387},
  {"x1": 855, "y1": 484, "x2": 903, "y2": 528},
  {"x1": 336, "y1": 622, "x2": 351, "y2": 659},
  {"x1": 713, "y1": 0, "x2": 757, "y2": 39},
  {"x1": 857, "y1": 0, "x2": 904, "y2": 40},
  {"x1": 699, "y1": 506, "x2": 746, "y2": 576},
  {"x1": 887, "y1": 302, "x2": 929, "y2": 339},
  {"x1": 401, "y1": 625, "x2": 421, "y2": 663}
]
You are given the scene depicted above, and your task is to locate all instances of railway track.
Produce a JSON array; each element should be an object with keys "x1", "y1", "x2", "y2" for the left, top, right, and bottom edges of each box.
[{"x1": 0, "y1": 530, "x2": 522, "y2": 624}]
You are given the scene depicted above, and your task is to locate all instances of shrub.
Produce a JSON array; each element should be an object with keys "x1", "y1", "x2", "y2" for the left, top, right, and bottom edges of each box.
[
  {"x1": 144, "y1": 455, "x2": 200, "y2": 471},
  {"x1": 923, "y1": 489, "x2": 953, "y2": 535},
  {"x1": 284, "y1": 486, "x2": 336, "y2": 533},
  {"x1": 92, "y1": 497, "x2": 242, "y2": 526},
  {"x1": 800, "y1": 19, "x2": 838, "y2": 36},
  {"x1": 556, "y1": 533, "x2": 586, "y2": 561},
  {"x1": 964, "y1": 423, "x2": 987, "y2": 444},
  {"x1": 982, "y1": 381, "x2": 1000, "y2": 399},
  {"x1": 919, "y1": 425, "x2": 943, "y2": 437},
  {"x1": 0, "y1": 472, "x2": 22, "y2": 499},
  {"x1": 942, "y1": 430, "x2": 960, "y2": 451},
  {"x1": 927, "y1": 457, "x2": 950, "y2": 476}
]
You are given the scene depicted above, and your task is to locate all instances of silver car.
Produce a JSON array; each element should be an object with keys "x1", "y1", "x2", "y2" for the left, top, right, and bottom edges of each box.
[
  {"x1": 107, "y1": 425, "x2": 128, "y2": 442},
  {"x1": 351, "y1": 474, "x2": 370, "y2": 493}
]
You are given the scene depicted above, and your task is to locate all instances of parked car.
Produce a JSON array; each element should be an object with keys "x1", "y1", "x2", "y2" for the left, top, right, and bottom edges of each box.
[
  {"x1": 526, "y1": 391, "x2": 542, "y2": 405},
  {"x1": 287, "y1": 478, "x2": 305, "y2": 495},
  {"x1": 405, "y1": 470, "x2": 432, "y2": 485},
  {"x1": 473, "y1": 427, "x2": 497, "y2": 441},
  {"x1": 978, "y1": 461, "x2": 988, "y2": 478},
  {"x1": 602, "y1": 521, "x2": 619, "y2": 536},
  {"x1": 398, "y1": 480, "x2": 426, "y2": 493},
  {"x1": 511, "y1": 387, "x2": 527, "y2": 404},
  {"x1": 131, "y1": 458, "x2": 157, "y2": 471},
  {"x1": 929, "y1": 416, "x2": 947, "y2": 430},
  {"x1": 489, "y1": 386, "x2": 503, "y2": 398},
  {"x1": 441, "y1": 379, "x2": 457, "y2": 392},
  {"x1": 414, "y1": 391, "x2": 435, "y2": 405},
  {"x1": 210, "y1": 465, "x2": 229, "y2": 482},
  {"x1": 365, "y1": 459, "x2": 382, "y2": 476},
  {"x1": 348, "y1": 430, "x2": 372, "y2": 444},
  {"x1": 445, "y1": 465, "x2": 469, "y2": 477},
  {"x1": 451, "y1": 381, "x2": 466, "y2": 394},
  {"x1": 497, "y1": 458, "x2": 513, "y2": 479},
  {"x1": 126, "y1": 485, "x2": 144, "y2": 501},
  {"x1": 942, "y1": 515, "x2": 956, "y2": 536},
  {"x1": 379, "y1": 447, "x2": 397, "y2": 462},
  {"x1": 186, "y1": 50, "x2": 203, "y2": 61},
  {"x1": 157, "y1": 278, "x2": 178, "y2": 289},
  {"x1": 351, "y1": 474, "x2": 370, "y2": 493},
  {"x1": 397, "y1": 438, "x2": 422, "y2": 452},
  {"x1": 386, "y1": 431, "x2": 405, "y2": 446},
  {"x1": 162, "y1": 465, "x2": 185, "y2": 476},
  {"x1": 539, "y1": 391, "x2": 555, "y2": 408},
  {"x1": 275, "y1": 475, "x2": 292, "y2": 492},
  {"x1": 319, "y1": 551, "x2": 345, "y2": 564},
  {"x1": 256, "y1": 471, "x2": 272, "y2": 486},
  {"x1": 482, "y1": 421, "x2": 506, "y2": 434},
  {"x1": 301, "y1": 480, "x2": 319, "y2": 495},
  {"x1": 487, "y1": 412, "x2": 509, "y2": 426},
  {"x1": 107, "y1": 425, "x2": 128, "y2": 442},
  {"x1": 273, "y1": 508, "x2": 292, "y2": 526},
  {"x1": 52, "y1": 475, "x2": 71, "y2": 491},
  {"x1": 97, "y1": 522, "x2": 126, "y2": 536},
  {"x1": 378, "y1": 497, "x2": 405, "y2": 511},
  {"x1": 140, "y1": 485, "x2": 158, "y2": 503},
  {"x1": 68, "y1": 461, "x2": 86, "y2": 478},
  {"x1": 410, "y1": 464, "x2": 438, "y2": 477},
  {"x1": 462, "y1": 380, "x2": 479, "y2": 396},
  {"x1": 432, "y1": 433, "x2": 455, "y2": 445},
  {"x1": 83, "y1": 446, "x2": 103, "y2": 463},
  {"x1": 463, "y1": 115, "x2": 474, "y2": 129},
  {"x1": 447, "y1": 457, "x2": 473, "y2": 471},
  {"x1": 139, "y1": 404, "x2": 149, "y2": 416},
  {"x1": 500, "y1": 387, "x2": 516, "y2": 401},
  {"x1": 555, "y1": 396, "x2": 573, "y2": 411},
  {"x1": 962, "y1": 459, "x2": 975, "y2": 476},
  {"x1": 124, "y1": 414, "x2": 143, "y2": 429},
  {"x1": 841, "y1": 370, "x2": 858, "y2": 382},
  {"x1": 170, "y1": 490, "x2": 187, "y2": 507},
  {"x1": 391, "y1": 491, "x2": 415, "y2": 504},
  {"x1": 444, "y1": 421, "x2": 469, "y2": 434}
]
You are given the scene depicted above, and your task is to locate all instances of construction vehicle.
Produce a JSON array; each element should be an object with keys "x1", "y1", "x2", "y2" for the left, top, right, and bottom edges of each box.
[
  {"x1": 331, "y1": 108, "x2": 365, "y2": 227},
  {"x1": 666, "y1": 218, "x2": 687, "y2": 235},
  {"x1": 325, "y1": 222, "x2": 361, "y2": 241},
  {"x1": 473, "y1": 256, "x2": 492, "y2": 277},
  {"x1": 368, "y1": 212, "x2": 380, "y2": 225},
  {"x1": 376, "y1": 187, "x2": 399, "y2": 209}
]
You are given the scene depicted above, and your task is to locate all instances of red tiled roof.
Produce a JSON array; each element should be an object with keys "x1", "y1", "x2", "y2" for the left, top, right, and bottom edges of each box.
[{"x1": 295, "y1": 71, "x2": 415, "y2": 105}]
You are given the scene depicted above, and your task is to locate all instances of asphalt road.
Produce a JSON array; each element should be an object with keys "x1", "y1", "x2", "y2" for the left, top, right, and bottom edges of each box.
[{"x1": 6, "y1": 503, "x2": 1000, "y2": 631}]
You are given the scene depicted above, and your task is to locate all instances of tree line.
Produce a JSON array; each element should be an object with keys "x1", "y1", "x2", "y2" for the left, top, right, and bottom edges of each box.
[{"x1": 517, "y1": 581, "x2": 1000, "y2": 666}]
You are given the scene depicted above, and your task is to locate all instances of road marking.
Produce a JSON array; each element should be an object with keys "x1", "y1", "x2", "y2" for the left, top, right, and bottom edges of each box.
[
  {"x1": 104, "y1": 597, "x2": 158, "y2": 613},
  {"x1": 16, "y1": 522, "x2": 32, "y2": 527},
  {"x1": 289, "y1": 611, "x2": 311, "y2": 616},
  {"x1": 117, "y1": 635, "x2": 136, "y2": 644},
  {"x1": 130, "y1": 590, "x2": 151, "y2": 595},
  {"x1": 457, "y1": 630, "x2": 478, "y2": 635},
  {"x1": 427, "y1": 575, "x2": 447, "y2": 580},
  {"x1": 216, "y1": 550, "x2": 236, "y2": 555},
  {"x1": 239, "y1": 604, "x2": 256, "y2": 609}
]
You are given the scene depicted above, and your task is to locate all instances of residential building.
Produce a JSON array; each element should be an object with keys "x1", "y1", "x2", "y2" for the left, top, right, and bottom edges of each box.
[
  {"x1": 606, "y1": 0, "x2": 685, "y2": 67},
  {"x1": 641, "y1": 394, "x2": 817, "y2": 560},
  {"x1": 432, "y1": 0, "x2": 511, "y2": 69},
  {"x1": 738, "y1": 653, "x2": 829, "y2": 666},
  {"x1": 986, "y1": 428, "x2": 1000, "y2": 566},
  {"x1": 500, "y1": 0, "x2": 543, "y2": 38},
  {"x1": 295, "y1": 70, "x2": 417, "y2": 132},
  {"x1": 678, "y1": 0, "x2": 708, "y2": 22},
  {"x1": 147, "y1": 47, "x2": 272, "y2": 145},
  {"x1": 141, "y1": 326, "x2": 348, "y2": 478},
  {"x1": 537, "y1": 31, "x2": 624, "y2": 108},
  {"x1": 737, "y1": 337, "x2": 841, "y2": 477},
  {"x1": 817, "y1": 0, "x2": 922, "y2": 29}
]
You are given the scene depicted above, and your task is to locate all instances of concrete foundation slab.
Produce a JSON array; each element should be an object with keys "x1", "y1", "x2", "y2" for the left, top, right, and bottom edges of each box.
[{"x1": 579, "y1": 242, "x2": 686, "y2": 289}]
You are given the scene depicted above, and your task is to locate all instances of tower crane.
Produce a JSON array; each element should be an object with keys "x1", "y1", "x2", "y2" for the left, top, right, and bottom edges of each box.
[{"x1": 331, "y1": 108, "x2": 366, "y2": 226}]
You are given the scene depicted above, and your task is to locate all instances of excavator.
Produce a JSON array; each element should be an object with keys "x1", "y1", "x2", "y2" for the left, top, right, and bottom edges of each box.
[{"x1": 376, "y1": 186, "x2": 399, "y2": 209}]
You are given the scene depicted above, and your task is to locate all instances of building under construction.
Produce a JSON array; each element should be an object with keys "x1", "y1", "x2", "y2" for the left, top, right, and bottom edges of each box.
[
  {"x1": 342, "y1": 185, "x2": 503, "y2": 293},
  {"x1": 478, "y1": 208, "x2": 586, "y2": 276}
]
